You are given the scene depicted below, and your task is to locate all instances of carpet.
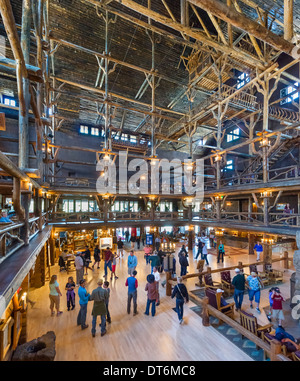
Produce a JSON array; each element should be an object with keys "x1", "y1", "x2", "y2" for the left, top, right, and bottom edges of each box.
[{"x1": 189, "y1": 288, "x2": 266, "y2": 361}]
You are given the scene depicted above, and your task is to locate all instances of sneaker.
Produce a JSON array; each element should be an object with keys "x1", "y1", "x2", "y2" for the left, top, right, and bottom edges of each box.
[
  {"x1": 57, "y1": 311, "x2": 63, "y2": 316},
  {"x1": 81, "y1": 324, "x2": 89, "y2": 330},
  {"x1": 51, "y1": 311, "x2": 55, "y2": 316},
  {"x1": 115, "y1": 276, "x2": 119, "y2": 279},
  {"x1": 133, "y1": 312, "x2": 139, "y2": 316},
  {"x1": 250, "y1": 304, "x2": 253, "y2": 309},
  {"x1": 92, "y1": 332, "x2": 95, "y2": 337},
  {"x1": 101, "y1": 330, "x2": 107, "y2": 337},
  {"x1": 256, "y1": 307, "x2": 261, "y2": 313},
  {"x1": 180, "y1": 319, "x2": 184, "y2": 324},
  {"x1": 71, "y1": 306, "x2": 75, "y2": 310}
]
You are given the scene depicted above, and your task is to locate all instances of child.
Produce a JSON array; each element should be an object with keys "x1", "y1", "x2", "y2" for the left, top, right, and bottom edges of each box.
[
  {"x1": 111, "y1": 252, "x2": 119, "y2": 280},
  {"x1": 271, "y1": 287, "x2": 286, "y2": 327},
  {"x1": 65, "y1": 276, "x2": 76, "y2": 311},
  {"x1": 267, "y1": 287, "x2": 276, "y2": 321},
  {"x1": 103, "y1": 281, "x2": 111, "y2": 324}
]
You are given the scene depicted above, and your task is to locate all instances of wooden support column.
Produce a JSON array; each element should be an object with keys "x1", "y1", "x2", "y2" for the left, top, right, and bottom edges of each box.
[
  {"x1": 49, "y1": 231, "x2": 55, "y2": 266},
  {"x1": 19, "y1": 0, "x2": 31, "y2": 170},
  {"x1": 263, "y1": 196, "x2": 269, "y2": 226},
  {"x1": 248, "y1": 233, "x2": 255, "y2": 255},
  {"x1": 284, "y1": 0, "x2": 294, "y2": 42},
  {"x1": 165, "y1": 271, "x2": 172, "y2": 296}
]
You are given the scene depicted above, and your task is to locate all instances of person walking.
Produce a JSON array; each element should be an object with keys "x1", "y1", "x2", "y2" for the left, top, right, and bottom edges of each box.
[
  {"x1": 254, "y1": 241, "x2": 263, "y2": 261},
  {"x1": 49, "y1": 275, "x2": 63, "y2": 317},
  {"x1": 103, "y1": 247, "x2": 113, "y2": 278},
  {"x1": 155, "y1": 236, "x2": 161, "y2": 252},
  {"x1": 201, "y1": 242, "x2": 209, "y2": 265},
  {"x1": 75, "y1": 252, "x2": 84, "y2": 286},
  {"x1": 195, "y1": 238, "x2": 203, "y2": 260},
  {"x1": 144, "y1": 245, "x2": 152, "y2": 264},
  {"x1": 179, "y1": 251, "x2": 189, "y2": 276},
  {"x1": 103, "y1": 280, "x2": 111, "y2": 324},
  {"x1": 217, "y1": 240, "x2": 225, "y2": 264},
  {"x1": 141, "y1": 231, "x2": 146, "y2": 246},
  {"x1": 127, "y1": 250, "x2": 138, "y2": 276},
  {"x1": 232, "y1": 268, "x2": 246, "y2": 311},
  {"x1": 117, "y1": 238, "x2": 124, "y2": 258},
  {"x1": 125, "y1": 230, "x2": 130, "y2": 242},
  {"x1": 92, "y1": 246, "x2": 101, "y2": 269},
  {"x1": 82, "y1": 246, "x2": 94, "y2": 275},
  {"x1": 271, "y1": 287, "x2": 286, "y2": 327},
  {"x1": 65, "y1": 276, "x2": 76, "y2": 311},
  {"x1": 247, "y1": 272, "x2": 264, "y2": 313},
  {"x1": 111, "y1": 252, "x2": 119, "y2": 280},
  {"x1": 144, "y1": 274, "x2": 158, "y2": 317},
  {"x1": 125, "y1": 270, "x2": 138, "y2": 315},
  {"x1": 136, "y1": 235, "x2": 141, "y2": 250},
  {"x1": 89, "y1": 279, "x2": 109, "y2": 337},
  {"x1": 171, "y1": 276, "x2": 189, "y2": 324},
  {"x1": 130, "y1": 234, "x2": 136, "y2": 249},
  {"x1": 77, "y1": 279, "x2": 90, "y2": 329}
]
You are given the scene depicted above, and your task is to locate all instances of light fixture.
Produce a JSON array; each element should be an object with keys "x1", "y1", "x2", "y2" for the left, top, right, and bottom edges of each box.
[
  {"x1": 260, "y1": 137, "x2": 270, "y2": 147},
  {"x1": 215, "y1": 195, "x2": 224, "y2": 201},
  {"x1": 214, "y1": 153, "x2": 222, "y2": 162},
  {"x1": 149, "y1": 156, "x2": 158, "y2": 166},
  {"x1": 260, "y1": 190, "x2": 272, "y2": 198}
]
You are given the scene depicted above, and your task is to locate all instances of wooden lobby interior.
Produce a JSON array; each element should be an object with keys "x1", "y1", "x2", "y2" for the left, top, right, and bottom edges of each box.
[{"x1": 0, "y1": 0, "x2": 300, "y2": 362}]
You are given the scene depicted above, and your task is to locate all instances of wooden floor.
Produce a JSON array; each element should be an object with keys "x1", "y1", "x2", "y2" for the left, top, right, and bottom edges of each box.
[{"x1": 26, "y1": 240, "x2": 294, "y2": 361}]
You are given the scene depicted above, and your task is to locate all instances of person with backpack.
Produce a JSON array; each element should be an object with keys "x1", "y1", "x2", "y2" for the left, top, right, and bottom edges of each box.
[
  {"x1": 179, "y1": 251, "x2": 189, "y2": 276},
  {"x1": 171, "y1": 276, "x2": 189, "y2": 324},
  {"x1": 144, "y1": 274, "x2": 158, "y2": 317}
]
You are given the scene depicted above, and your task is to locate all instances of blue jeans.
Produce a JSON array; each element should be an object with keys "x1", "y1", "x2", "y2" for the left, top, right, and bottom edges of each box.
[
  {"x1": 249, "y1": 289, "x2": 261, "y2": 304},
  {"x1": 233, "y1": 289, "x2": 244, "y2": 309},
  {"x1": 77, "y1": 303, "x2": 87, "y2": 328},
  {"x1": 104, "y1": 260, "x2": 112, "y2": 276},
  {"x1": 145, "y1": 299, "x2": 156, "y2": 316},
  {"x1": 92, "y1": 314, "x2": 106, "y2": 334},
  {"x1": 176, "y1": 299, "x2": 184, "y2": 321},
  {"x1": 180, "y1": 266, "x2": 187, "y2": 276},
  {"x1": 201, "y1": 254, "x2": 209, "y2": 265}
]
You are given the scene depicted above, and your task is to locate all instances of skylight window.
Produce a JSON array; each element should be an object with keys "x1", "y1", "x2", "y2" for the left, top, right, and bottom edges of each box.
[
  {"x1": 280, "y1": 82, "x2": 299, "y2": 105},
  {"x1": 79, "y1": 125, "x2": 89, "y2": 134},
  {"x1": 226, "y1": 127, "x2": 240, "y2": 143},
  {"x1": 237, "y1": 73, "x2": 250, "y2": 89}
]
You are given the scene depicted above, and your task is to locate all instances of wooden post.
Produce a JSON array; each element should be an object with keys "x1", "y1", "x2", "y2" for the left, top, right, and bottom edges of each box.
[
  {"x1": 270, "y1": 339, "x2": 282, "y2": 361},
  {"x1": 283, "y1": 250, "x2": 289, "y2": 269},
  {"x1": 248, "y1": 233, "x2": 255, "y2": 255},
  {"x1": 284, "y1": 0, "x2": 293, "y2": 42},
  {"x1": 201, "y1": 296, "x2": 210, "y2": 326},
  {"x1": 166, "y1": 271, "x2": 172, "y2": 296},
  {"x1": 19, "y1": 0, "x2": 31, "y2": 170}
]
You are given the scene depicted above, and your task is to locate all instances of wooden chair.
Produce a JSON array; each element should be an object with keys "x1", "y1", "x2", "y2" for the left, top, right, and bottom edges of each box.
[
  {"x1": 220, "y1": 271, "x2": 235, "y2": 296},
  {"x1": 264, "y1": 263, "x2": 284, "y2": 284},
  {"x1": 239, "y1": 310, "x2": 273, "y2": 341},
  {"x1": 292, "y1": 350, "x2": 300, "y2": 361},
  {"x1": 205, "y1": 288, "x2": 235, "y2": 324},
  {"x1": 249, "y1": 264, "x2": 269, "y2": 286},
  {"x1": 203, "y1": 273, "x2": 222, "y2": 290},
  {"x1": 262, "y1": 332, "x2": 291, "y2": 360}
]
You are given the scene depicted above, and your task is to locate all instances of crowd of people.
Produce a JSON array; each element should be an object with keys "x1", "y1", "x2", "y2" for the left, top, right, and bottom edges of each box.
[{"x1": 49, "y1": 228, "x2": 295, "y2": 350}]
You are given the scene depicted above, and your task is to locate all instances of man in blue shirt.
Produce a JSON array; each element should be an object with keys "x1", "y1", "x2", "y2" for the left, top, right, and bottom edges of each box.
[
  {"x1": 77, "y1": 279, "x2": 90, "y2": 330},
  {"x1": 127, "y1": 250, "x2": 137, "y2": 276},
  {"x1": 125, "y1": 270, "x2": 138, "y2": 315},
  {"x1": 254, "y1": 241, "x2": 263, "y2": 261}
]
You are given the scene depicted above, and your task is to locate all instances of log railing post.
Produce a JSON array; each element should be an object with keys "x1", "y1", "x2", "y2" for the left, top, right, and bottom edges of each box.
[
  {"x1": 201, "y1": 296, "x2": 210, "y2": 326},
  {"x1": 166, "y1": 271, "x2": 172, "y2": 297},
  {"x1": 270, "y1": 339, "x2": 282, "y2": 361}
]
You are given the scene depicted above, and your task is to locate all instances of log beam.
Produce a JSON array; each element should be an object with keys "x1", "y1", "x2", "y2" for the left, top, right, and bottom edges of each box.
[{"x1": 188, "y1": 0, "x2": 295, "y2": 56}]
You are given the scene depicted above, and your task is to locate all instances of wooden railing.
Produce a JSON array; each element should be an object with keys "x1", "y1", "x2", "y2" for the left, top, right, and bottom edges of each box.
[
  {"x1": 0, "y1": 213, "x2": 48, "y2": 263},
  {"x1": 166, "y1": 256, "x2": 293, "y2": 361}
]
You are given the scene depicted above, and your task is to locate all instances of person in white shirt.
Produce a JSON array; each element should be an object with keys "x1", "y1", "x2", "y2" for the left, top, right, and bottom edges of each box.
[
  {"x1": 201, "y1": 242, "x2": 209, "y2": 265},
  {"x1": 152, "y1": 266, "x2": 161, "y2": 306},
  {"x1": 75, "y1": 253, "x2": 84, "y2": 286}
]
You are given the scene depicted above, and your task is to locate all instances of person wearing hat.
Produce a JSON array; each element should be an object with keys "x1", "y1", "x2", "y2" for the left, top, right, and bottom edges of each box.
[
  {"x1": 271, "y1": 287, "x2": 286, "y2": 327},
  {"x1": 247, "y1": 272, "x2": 264, "y2": 313},
  {"x1": 89, "y1": 279, "x2": 109, "y2": 337},
  {"x1": 232, "y1": 268, "x2": 246, "y2": 311}
]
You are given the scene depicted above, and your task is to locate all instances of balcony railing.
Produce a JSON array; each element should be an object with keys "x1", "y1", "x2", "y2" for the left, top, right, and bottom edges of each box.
[{"x1": 0, "y1": 213, "x2": 47, "y2": 264}]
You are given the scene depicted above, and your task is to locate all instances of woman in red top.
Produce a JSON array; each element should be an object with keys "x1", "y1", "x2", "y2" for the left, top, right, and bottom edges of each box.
[{"x1": 271, "y1": 287, "x2": 285, "y2": 327}]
